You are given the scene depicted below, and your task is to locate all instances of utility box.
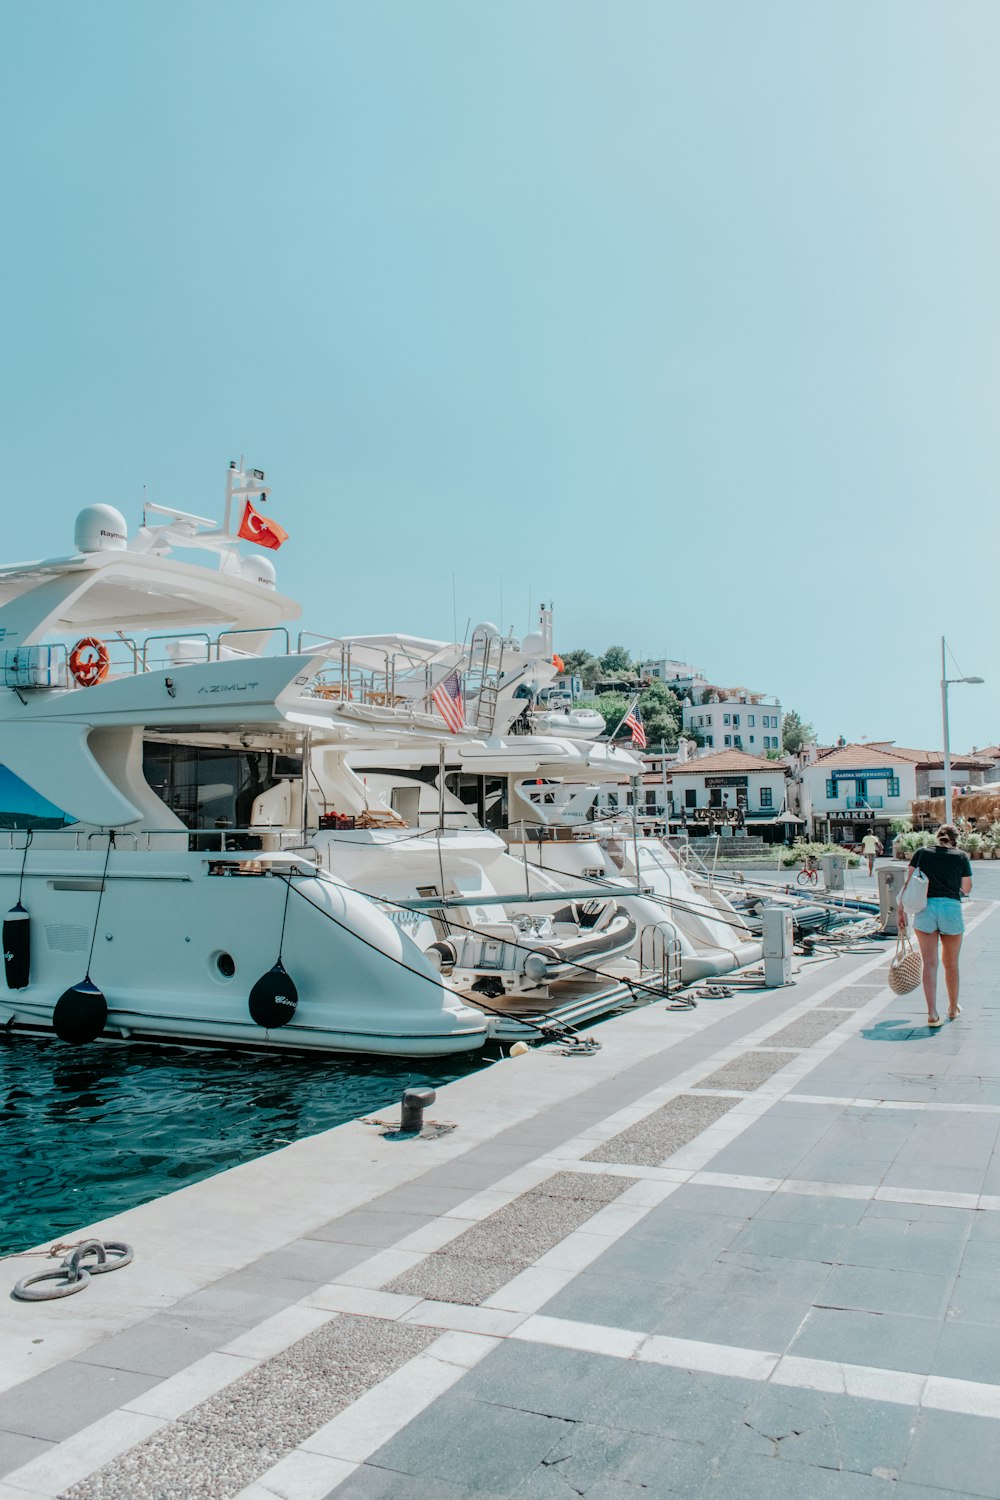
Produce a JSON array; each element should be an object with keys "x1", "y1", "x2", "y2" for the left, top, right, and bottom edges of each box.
[
  {"x1": 878, "y1": 864, "x2": 909, "y2": 935},
  {"x1": 821, "y1": 853, "x2": 846, "y2": 891},
  {"x1": 762, "y1": 906, "x2": 794, "y2": 987}
]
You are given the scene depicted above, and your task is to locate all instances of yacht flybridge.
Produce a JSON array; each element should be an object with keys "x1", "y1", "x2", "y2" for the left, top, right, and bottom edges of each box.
[{"x1": 0, "y1": 464, "x2": 666, "y2": 1055}]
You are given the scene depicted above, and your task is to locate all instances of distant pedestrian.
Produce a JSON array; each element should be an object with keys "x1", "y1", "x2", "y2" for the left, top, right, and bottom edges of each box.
[
  {"x1": 898, "y1": 824, "x2": 972, "y2": 1026},
  {"x1": 861, "y1": 830, "x2": 882, "y2": 875}
]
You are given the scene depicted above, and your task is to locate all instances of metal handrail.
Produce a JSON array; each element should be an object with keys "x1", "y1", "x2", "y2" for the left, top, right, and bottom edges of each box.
[{"x1": 216, "y1": 626, "x2": 290, "y2": 658}]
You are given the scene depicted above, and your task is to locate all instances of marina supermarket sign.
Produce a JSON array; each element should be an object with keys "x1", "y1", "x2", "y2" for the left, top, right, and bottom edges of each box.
[{"x1": 828, "y1": 767, "x2": 898, "y2": 782}]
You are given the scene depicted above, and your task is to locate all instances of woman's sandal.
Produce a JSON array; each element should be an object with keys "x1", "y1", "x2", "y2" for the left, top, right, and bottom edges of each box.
[
  {"x1": 928, "y1": 1015, "x2": 943, "y2": 1027},
  {"x1": 948, "y1": 1005, "x2": 962, "y2": 1020}
]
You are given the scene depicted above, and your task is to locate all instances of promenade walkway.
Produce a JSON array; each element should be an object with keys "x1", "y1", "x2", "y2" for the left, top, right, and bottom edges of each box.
[{"x1": 2, "y1": 883, "x2": 1000, "y2": 1498}]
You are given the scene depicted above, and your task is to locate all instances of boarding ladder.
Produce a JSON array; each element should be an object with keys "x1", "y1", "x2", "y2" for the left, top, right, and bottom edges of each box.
[{"x1": 466, "y1": 631, "x2": 505, "y2": 735}]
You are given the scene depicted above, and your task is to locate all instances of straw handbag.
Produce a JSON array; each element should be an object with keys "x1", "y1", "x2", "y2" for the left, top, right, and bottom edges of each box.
[{"x1": 888, "y1": 929, "x2": 923, "y2": 995}]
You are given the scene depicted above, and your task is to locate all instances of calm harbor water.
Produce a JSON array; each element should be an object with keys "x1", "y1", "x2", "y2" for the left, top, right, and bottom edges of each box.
[{"x1": 0, "y1": 1036, "x2": 487, "y2": 1256}]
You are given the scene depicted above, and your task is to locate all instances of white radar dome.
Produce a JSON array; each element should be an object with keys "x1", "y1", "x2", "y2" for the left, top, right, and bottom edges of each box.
[
  {"x1": 240, "y1": 555, "x2": 277, "y2": 589},
  {"x1": 521, "y1": 632, "x2": 545, "y2": 658},
  {"x1": 471, "y1": 621, "x2": 501, "y2": 644},
  {"x1": 74, "y1": 505, "x2": 128, "y2": 553}
]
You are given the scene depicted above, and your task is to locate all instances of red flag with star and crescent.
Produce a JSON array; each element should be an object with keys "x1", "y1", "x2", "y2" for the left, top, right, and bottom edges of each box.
[{"x1": 238, "y1": 498, "x2": 289, "y2": 551}]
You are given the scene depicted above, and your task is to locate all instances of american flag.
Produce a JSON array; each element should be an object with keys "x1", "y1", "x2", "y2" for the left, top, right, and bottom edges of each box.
[
  {"x1": 623, "y1": 698, "x2": 647, "y2": 749},
  {"x1": 432, "y1": 669, "x2": 466, "y2": 734}
]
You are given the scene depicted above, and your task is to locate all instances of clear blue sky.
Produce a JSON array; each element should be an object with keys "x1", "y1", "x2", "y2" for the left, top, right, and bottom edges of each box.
[{"x1": 3, "y1": 2, "x2": 997, "y2": 750}]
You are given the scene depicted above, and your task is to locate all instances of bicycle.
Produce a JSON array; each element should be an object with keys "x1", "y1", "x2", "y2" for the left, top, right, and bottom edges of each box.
[{"x1": 796, "y1": 861, "x2": 820, "y2": 887}]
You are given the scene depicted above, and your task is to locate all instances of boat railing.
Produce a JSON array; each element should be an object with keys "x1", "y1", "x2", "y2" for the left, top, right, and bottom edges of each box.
[
  {"x1": 24, "y1": 626, "x2": 469, "y2": 720},
  {"x1": 638, "y1": 920, "x2": 683, "y2": 994},
  {"x1": 0, "y1": 826, "x2": 322, "y2": 855}
]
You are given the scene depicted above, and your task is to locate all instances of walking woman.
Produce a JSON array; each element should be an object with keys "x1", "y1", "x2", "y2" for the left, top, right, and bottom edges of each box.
[{"x1": 898, "y1": 824, "x2": 972, "y2": 1026}]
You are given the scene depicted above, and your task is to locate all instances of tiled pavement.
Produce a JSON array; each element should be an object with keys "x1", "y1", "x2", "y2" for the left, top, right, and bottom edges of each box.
[{"x1": 3, "y1": 898, "x2": 1000, "y2": 1497}]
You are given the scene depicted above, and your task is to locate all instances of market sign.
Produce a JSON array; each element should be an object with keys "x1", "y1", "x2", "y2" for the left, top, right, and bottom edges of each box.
[
  {"x1": 704, "y1": 775, "x2": 749, "y2": 788},
  {"x1": 829, "y1": 767, "x2": 897, "y2": 782}
]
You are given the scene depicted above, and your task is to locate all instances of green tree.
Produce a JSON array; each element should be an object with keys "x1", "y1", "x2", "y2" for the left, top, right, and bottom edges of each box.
[
  {"x1": 576, "y1": 684, "x2": 681, "y2": 748},
  {"x1": 580, "y1": 658, "x2": 603, "y2": 690},
  {"x1": 599, "y1": 645, "x2": 635, "y2": 676},
  {"x1": 638, "y1": 679, "x2": 681, "y2": 748},
  {"x1": 560, "y1": 649, "x2": 595, "y2": 675},
  {"x1": 781, "y1": 709, "x2": 816, "y2": 753}
]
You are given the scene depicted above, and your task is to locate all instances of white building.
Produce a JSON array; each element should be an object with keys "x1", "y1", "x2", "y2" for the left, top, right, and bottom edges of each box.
[
  {"x1": 666, "y1": 748, "x2": 791, "y2": 839},
  {"x1": 681, "y1": 691, "x2": 783, "y2": 755},
  {"x1": 798, "y1": 745, "x2": 915, "y2": 844},
  {"x1": 640, "y1": 659, "x2": 707, "y2": 698}
]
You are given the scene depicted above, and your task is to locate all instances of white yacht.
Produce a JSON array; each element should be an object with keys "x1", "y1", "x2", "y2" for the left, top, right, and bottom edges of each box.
[
  {"x1": 0, "y1": 465, "x2": 651, "y2": 1055},
  {"x1": 349, "y1": 607, "x2": 761, "y2": 991}
]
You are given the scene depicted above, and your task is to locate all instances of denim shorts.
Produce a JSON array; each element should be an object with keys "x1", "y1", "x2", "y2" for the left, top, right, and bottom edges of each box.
[{"x1": 913, "y1": 897, "x2": 965, "y2": 936}]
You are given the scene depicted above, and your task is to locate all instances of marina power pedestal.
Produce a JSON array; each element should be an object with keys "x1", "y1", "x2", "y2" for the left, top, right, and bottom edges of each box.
[
  {"x1": 877, "y1": 864, "x2": 908, "y2": 936},
  {"x1": 821, "y1": 853, "x2": 846, "y2": 891},
  {"x1": 762, "y1": 907, "x2": 794, "y2": 987}
]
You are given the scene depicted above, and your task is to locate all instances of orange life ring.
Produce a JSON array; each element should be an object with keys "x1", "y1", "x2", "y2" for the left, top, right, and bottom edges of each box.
[{"x1": 69, "y1": 636, "x2": 110, "y2": 687}]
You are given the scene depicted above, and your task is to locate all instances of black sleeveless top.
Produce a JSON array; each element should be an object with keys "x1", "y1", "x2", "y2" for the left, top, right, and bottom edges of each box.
[{"x1": 910, "y1": 846, "x2": 972, "y2": 902}]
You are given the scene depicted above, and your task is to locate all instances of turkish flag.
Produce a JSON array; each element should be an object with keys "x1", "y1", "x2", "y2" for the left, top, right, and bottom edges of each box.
[{"x1": 238, "y1": 498, "x2": 288, "y2": 550}]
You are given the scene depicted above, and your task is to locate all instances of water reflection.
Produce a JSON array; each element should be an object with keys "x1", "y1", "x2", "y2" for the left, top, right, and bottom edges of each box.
[{"x1": 0, "y1": 1035, "x2": 484, "y2": 1254}]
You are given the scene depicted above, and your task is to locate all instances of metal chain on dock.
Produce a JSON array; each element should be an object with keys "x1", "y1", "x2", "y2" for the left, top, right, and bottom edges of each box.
[{"x1": 12, "y1": 1238, "x2": 133, "y2": 1301}]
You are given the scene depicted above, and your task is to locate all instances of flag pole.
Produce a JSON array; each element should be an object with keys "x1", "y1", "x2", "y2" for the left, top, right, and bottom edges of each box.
[{"x1": 606, "y1": 693, "x2": 640, "y2": 742}]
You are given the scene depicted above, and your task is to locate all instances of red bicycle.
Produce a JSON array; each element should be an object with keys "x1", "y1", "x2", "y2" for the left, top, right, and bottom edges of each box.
[{"x1": 796, "y1": 859, "x2": 819, "y2": 887}]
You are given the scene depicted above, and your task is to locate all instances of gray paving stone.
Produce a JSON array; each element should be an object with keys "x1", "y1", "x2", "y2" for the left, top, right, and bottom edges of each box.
[
  {"x1": 959, "y1": 1240, "x2": 1000, "y2": 1278},
  {"x1": 703, "y1": 1452, "x2": 899, "y2": 1497},
  {"x1": 584, "y1": 1092, "x2": 737, "y2": 1165},
  {"x1": 250, "y1": 1238, "x2": 370, "y2": 1285},
  {"x1": 755, "y1": 1191, "x2": 870, "y2": 1229},
  {"x1": 326, "y1": 1467, "x2": 508, "y2": 1500},
  {"x1": 842, "y1": 1218, "x2": 970, "y2": 1277},
  {"x1": 667, "y1": 1182, "x2": 775, "y2": 1218},
  {"x1": 77, "y1": 1318, "x2": 236, "y2": 1378},
  {"x1": 817, "y1": 1264, "x2": 954, "y2": 1319},
  {"x1": 653, "y1": 1287, "x2": 813, "y2": 1350},
  {"x1": 903, "y1": 1408, "x2": 1000, "y2": 1497},
  {"x1": 307, "y1": 1207, "x2": 435, "y2": 1246},
  {"x1": 946, "y1": 1274, "x2": 1000, "y2": 1325},
  {"x1": 538, "y1": 1268, "x2": 689, "y2": 1331},
  {"x1": 790, "y1": 1306, "x2": 941, "y2": 1374},
  {"x1": 694, "y1": 1050, "x2": 799, "y2": 1092},
  {"x1": 729, "y1": 1215, "x2": 853, "y2": 1265},
  {"x1": 365, "y1": 1392, "x2": 571, "y2": 1492},
  {"x1": 157, "y1": 1283, "x2": 296, "y2": 1330},
  {"x1": 580, "y1": 1357, "x2": 758, "y2": 1442},
  {"x1": 531, "y1": 1420, "x2": 711, "y2": 1494},
  {"x1": 931, "y1": 1320, "x2": 1000, "y2": 1384},
  {"x1": 458, "y1": 1339, "x2": 619, "y2": 1422},
  {"x1": 0, "y1": 1429, "x2": 53, "y2": 1476},
  {"x1": 0, "y1": 1361, "x2": 158, "y2": 1444},
  {"x1": 735, "y1": 1382, "x2": 916, "y2": 1479}
]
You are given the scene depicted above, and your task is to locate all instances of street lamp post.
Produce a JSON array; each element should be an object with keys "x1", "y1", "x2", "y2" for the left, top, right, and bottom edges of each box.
[{"x1": 940, "y1": 636, "x2": 984, "y2": 825}]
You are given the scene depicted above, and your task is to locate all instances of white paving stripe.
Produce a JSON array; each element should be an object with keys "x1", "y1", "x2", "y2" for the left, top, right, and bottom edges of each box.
[
  {"x1": 787, "y1": 1092, "x2": 1000, "y2": 1115},
  {"x1": 13, "y1": 905, "x2": 1000, "y2": 1499},
  {"x1": 506, "y1": 1312, "x2": 1000, "y2": 1419}
]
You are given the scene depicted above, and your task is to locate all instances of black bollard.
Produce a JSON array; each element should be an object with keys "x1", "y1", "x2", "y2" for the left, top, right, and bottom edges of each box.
[{"x1": 400, "y1": 1088, "x2": 436, "y2": 1133}]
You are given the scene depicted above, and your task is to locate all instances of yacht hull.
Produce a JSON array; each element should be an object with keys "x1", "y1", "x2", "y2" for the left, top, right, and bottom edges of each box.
[{"x1": 0, "y1": 857, "x2": 490, "y2": 1058}]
